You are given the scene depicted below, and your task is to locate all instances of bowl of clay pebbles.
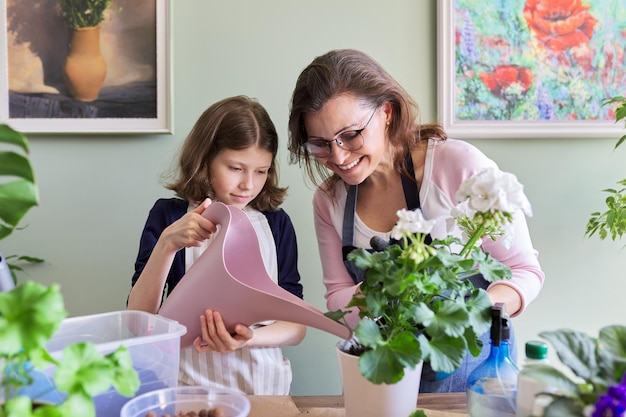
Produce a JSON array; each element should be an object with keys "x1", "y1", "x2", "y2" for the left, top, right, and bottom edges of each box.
[{"x1": 120, "y1": 386, "x2": 251, "y2": 417}]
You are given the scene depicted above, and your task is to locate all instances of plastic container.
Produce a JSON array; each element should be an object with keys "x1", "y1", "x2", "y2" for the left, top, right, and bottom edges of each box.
[
  {"x1": 25, "y1": 310, "x2": 187, "y2": 417},
  {"x1": 120, "y1": 386, "x2": 251, "y2": 417},
  {"x1": 467, "y1": 303, "x2": 519, "y2": 417},
  {"x1": 516, "y1": 340, "x2": 551, "y2": 417}
]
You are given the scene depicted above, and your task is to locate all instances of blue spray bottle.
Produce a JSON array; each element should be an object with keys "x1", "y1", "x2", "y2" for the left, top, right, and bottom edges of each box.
[{"x1": 467, "y1": 302, "x2": 519, "y2": 417}]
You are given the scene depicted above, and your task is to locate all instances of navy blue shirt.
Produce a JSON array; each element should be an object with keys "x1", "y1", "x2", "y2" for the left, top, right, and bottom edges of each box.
[{"x1": 131, "y1": 198, "x2": 303, "y2": 301}]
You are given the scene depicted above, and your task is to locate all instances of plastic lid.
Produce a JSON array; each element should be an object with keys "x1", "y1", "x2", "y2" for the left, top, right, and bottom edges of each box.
[{"x1": 525, "y1": 340, "x2": 548, "y2": 359}]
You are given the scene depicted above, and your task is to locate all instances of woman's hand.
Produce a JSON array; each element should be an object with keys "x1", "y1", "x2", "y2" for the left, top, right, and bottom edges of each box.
[
  {"x1": 161, "y1": 198, "x2": 217, "y2": 252},
  {"x1": 192, "y1": 309, "x2": 253, "y2": 353}
]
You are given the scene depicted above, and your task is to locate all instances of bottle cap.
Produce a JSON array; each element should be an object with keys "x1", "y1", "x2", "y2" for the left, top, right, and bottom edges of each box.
[{"x1": 525, "y1": 340, "x2": 548, "y2": 359}]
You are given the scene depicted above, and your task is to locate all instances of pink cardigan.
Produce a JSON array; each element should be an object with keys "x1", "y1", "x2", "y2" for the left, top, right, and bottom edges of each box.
[{"x1": 313, "y1": 138, "x2": 544, "y2": 328}]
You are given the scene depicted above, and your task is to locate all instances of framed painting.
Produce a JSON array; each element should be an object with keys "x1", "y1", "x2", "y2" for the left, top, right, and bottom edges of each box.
[
  {"x1": 438, "y1": 0, "x2": 626, "y2": 139},
  {"x1": 0, "y1": 0, "x2": 171, "y2": 134}
]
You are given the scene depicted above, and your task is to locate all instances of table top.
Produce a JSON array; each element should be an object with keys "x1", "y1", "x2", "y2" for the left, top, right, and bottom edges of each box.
[
  {"x1": 248, "y1": 393, "x2": 467, "y2": 417},
  {"x1": 293, "y1": 393, "x2": 467, "y2": 413}
]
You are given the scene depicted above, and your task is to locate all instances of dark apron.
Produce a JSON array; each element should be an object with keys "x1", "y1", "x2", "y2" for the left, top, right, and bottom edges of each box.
[{"x1": 340, "y1": 154, "x2": 516, "y2": 393}]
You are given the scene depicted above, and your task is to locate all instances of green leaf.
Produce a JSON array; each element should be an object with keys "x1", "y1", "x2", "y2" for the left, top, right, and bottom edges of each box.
[
  {"x1": 0, "y1": 179, "x2": 39, "y2": 227},
  {"x1": 0, "y1": 124, "x2": 29, "y2": 152},
  {"x1": 354, "y1": 318, "x2": 384, "y2": 348},
  {"x1": 464, "y1": 290, "x2": 493, "y2": 336},
  {"x1": 426, "y1": 334, "x2": 467, "y2": 374},
  {"x1": 519, "y1": 363, "x2": 580, "y2": 396},
  {"x1": 0, "y1": 281, "x2": 67, "y2": 356},
  {"x1": 541, "y1": 396, "x2": 585, "y2": 417},
  {"x1": 54, "y1": 343, "x2": 115, "y2": 396},
  {"x1": 5, "y1": 395, "x2": 35, "y2": 417},
  {"x1": 359, "y1": 332, "x2": 422, "y2": 384},
  {"x1": 539, "y1": 329, "x2": 598, "y2": 381},
  {"x1": 107, "y1": 346, "x2": 140, "y2": 396},
  {"x1": 0, "y1": 151, "x2": 35, "y2": 182},
  {"x1": 424, "y1": 300, "x2": 469, "y2": 338}
]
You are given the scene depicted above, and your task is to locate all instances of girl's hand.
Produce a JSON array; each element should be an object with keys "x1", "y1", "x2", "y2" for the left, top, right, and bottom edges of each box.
[
  {"x1": 192, "y1": 309, "x2": 253, "y2": 353},
  {"x1": 160, "y1": 198, "x2": 217, "y2": 252}
]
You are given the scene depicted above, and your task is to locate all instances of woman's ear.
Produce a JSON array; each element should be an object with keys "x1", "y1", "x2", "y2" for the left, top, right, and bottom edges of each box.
[{"x1": 382, "y1": 100, "x2": 393, "y2": 125}]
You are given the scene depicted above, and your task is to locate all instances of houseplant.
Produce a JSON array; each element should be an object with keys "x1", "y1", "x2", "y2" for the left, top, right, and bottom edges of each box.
[
  {"x1": 516, "y1": 97, "x2": 626, "y2": 417},
  {"x1": 0, "y1": 280, "x2": 140, "y2": 417},
  {"x1": 585, "y1": 96, "x2": 626, "y2": 242},
  {"x1": 0, "y1": 124, "x2": 42, "y2": 286},
  {"x1": 516, "y1": 325, "x2": 626, "y2": 417},
  {"x1": 0, "y1": 124, "x2": 140, "y2": 416},
  {"x1": 325, "y1": 167, "x2": 532, "y2": 417}
]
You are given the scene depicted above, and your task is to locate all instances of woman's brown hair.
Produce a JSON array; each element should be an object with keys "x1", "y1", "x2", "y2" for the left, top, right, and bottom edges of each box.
[
  {"x1": 288, "y1": 49, "x2": 446, "y2": 190},
  {"x1": 166, "y1": 95, "x2": 286, "y2": 211}
]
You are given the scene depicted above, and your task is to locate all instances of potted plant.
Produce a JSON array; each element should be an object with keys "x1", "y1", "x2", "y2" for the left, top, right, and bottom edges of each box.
[
  {"x1": 585, "y1": 96, "x2": 626, "y2": 242},
  {"x1": 0, "y1": 281, "x2": 140, "y2": 417},
  {"x1": 515, "y1": 325, "x2": 626, "y2": 417},
  {"x1": 0, "y1": 124, "x2": 140, "y2": 416},
  {"x1": 0, "y1": 124, "x2": 42, "y2": 288},
  {"x1": 325, "y1": 167, "x2": 533, "y2": 417},
  {"x1": 515, "y1": 97, "x2": 626, "y2": 417}
]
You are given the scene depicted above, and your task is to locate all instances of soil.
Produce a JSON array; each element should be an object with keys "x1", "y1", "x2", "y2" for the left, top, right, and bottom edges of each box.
[{"x1": 144, "y1": 408, "x2": 225, "y2": 417}]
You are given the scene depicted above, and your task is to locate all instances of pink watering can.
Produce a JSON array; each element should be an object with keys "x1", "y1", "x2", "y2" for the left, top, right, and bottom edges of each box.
[{"x1": 158, "y1": 202, "x2": 352, "y2": 348}]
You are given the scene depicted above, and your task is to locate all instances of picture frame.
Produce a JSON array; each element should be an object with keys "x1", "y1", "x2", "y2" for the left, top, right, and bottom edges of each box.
[
  {"x1": 0, "y1": 0, "x2": 171, "y2": 134},
  {"x1": 437, "y1": 0, "x2": 626, "y2": 139}
]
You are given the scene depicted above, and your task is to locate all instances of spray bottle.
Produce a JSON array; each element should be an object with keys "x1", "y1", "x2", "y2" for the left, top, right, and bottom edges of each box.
[{"x1": 467, "y1": 303, "x2": 519, "y2": 417}]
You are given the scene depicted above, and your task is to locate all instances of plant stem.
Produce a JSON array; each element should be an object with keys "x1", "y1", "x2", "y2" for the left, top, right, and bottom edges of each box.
[{"x1": 460, "y1": 223, "x2": 485, "y2": 258}]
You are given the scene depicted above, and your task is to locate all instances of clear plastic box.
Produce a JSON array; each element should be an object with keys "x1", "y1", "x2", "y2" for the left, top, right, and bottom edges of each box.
[{"x1": 31, "y1": 310, "x2": 187, "y2": 417}]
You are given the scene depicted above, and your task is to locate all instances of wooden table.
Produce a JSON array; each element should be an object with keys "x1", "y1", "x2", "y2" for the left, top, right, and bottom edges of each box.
[
  {"x1": 293, "y1": 393, "x2": 467, "y2": 413},
  {"x1": 248, "y1": 393, "x2": 467, "y2": 417}
]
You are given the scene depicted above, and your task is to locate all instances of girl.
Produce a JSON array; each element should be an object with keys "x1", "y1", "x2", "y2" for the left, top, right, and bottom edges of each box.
[{"x1": 128, "y1": 95, "x2": 306, "y2": 395}]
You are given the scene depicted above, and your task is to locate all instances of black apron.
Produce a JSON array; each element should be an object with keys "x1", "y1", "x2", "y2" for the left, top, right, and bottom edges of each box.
[{"x1": 341, "y1": 153, "x2": 431, "y2": 284}]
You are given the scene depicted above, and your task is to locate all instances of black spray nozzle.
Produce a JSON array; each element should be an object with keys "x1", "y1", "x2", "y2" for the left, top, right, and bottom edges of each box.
[{"x1": 490, "y1": 302, "x2": 511, "y2": 347}]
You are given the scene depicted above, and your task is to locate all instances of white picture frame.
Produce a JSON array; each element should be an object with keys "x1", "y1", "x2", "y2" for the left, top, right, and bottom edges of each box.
[
  {"x1": 437, "y1": 0, "x2": 625, "y2": 139},
  {"x1": 0, "y1": 0, "x2": 171, "y2": 134}
]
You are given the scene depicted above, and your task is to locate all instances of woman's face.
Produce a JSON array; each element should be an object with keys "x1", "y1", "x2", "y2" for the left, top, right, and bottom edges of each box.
[
  {"x1": 208, "y1": 145, "x2": 272, "y2": 209},
  {"x1": 303, "y1": 94, "x2": 390, "y2": 185}
]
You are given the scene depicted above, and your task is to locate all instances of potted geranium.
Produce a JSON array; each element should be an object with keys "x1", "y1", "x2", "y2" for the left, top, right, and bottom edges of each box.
[{"x1": 325, "y1": 167, "x2": 532, "y2": 417}]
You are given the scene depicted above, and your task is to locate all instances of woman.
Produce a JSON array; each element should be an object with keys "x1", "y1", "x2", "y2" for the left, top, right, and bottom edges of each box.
[{"x1": 287, "y1": 49, "x2": 544, "y2": 392}]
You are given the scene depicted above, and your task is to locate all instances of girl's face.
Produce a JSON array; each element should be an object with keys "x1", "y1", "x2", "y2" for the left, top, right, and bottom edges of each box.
[
  {"x1": 209, "y1": 145, "x2": 273, "y2": 209},
  {"x1": 303, "y1": 94, "x2": 389, "y2": 185}
]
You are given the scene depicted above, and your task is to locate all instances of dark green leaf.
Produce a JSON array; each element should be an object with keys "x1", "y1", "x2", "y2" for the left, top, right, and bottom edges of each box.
[{"x1": 539, "y1": 329, "x2": 597, "y2": 381}]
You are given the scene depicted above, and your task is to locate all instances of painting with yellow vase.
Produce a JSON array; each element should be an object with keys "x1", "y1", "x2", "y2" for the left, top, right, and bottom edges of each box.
[{"x1": 0, "y1": 0, "x2": 171, "y2": 133}]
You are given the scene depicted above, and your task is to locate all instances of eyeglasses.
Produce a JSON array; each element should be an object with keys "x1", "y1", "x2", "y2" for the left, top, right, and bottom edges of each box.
[{"x1": 302, "y1": 107, "x2": 378, "y2": 158}]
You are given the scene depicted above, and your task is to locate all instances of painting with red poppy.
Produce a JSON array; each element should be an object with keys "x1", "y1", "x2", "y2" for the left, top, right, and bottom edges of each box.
[{"x1": 438, "y1": 0, "x2": 626, "y2": 138}]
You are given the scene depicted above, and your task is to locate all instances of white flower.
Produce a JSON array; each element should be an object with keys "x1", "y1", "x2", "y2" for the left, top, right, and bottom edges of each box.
[
  {"x1": 455, "y1": 167, "x2": 533, "y2": 216},
  {"x1": 391, "y1": 208, "x2": 435, "y2": 240}
]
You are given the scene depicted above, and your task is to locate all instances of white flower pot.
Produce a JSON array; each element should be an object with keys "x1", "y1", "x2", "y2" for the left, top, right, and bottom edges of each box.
[{"x1": 336, "y1": 342, "x2": 423, "y2": 417}]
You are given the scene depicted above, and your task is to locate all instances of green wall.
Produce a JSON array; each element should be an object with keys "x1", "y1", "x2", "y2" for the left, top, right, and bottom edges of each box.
[{"x1": 5, "y1": 1, "x2": 626, "y2": 395}]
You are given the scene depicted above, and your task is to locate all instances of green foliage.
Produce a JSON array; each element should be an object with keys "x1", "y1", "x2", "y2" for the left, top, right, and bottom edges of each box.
[
  {"x1": 0, "y1": 124, "x2": 43, "y2": 283},
  {"x1": 58, "y1": 0, "x2": 112, "y2": 28},
  {"x1": 0, "y1": 125, "x2": 38, "y2": 241},
  {"x1": 585, "y1": 96, "x2": 626, "y2": 242},
  {"x1": 0, "y1": 281, "x2": 140, "y2": 416},
  {"x1": 519, "y1": 325, "x2": 626, "y2": 417},
  {"x1": 326, "y1": 236, "x2": 511, "y2": 385}
]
